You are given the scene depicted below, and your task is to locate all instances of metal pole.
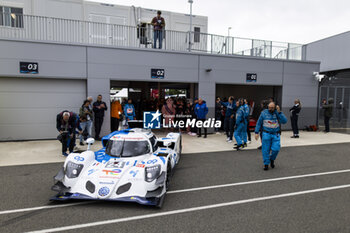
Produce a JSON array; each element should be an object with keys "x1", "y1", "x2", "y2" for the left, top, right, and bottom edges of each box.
[{"x1": 189, "y1": 0, "x2": 193, "y2": 52}]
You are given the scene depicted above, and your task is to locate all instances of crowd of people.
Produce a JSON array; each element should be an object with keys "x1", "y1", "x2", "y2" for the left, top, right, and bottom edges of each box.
[
  {"x1": 56, "y1": 95, "x2": 107, "y2": 156},
  {"x1": 56, "y1": 93, "x2": 339, "y2": 170}
]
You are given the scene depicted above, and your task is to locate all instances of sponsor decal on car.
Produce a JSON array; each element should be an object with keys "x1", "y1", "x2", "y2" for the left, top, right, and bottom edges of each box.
[
  {"x1": 102, "y1": 169, "x2": 122, "y2": 175},
  {"x1": 106, "y1": 161, "x2": 125, "y2": 168},
  {"x1": 99, "y1": 181, "x2": 115, "y2": 185},
  {"x1": 88, "y1": 169, "x2": 98, "y2": 175},
  {"x1": 74, "y1": 156, "x2": 84, "y2": 162},
  {"x1": 129, "y1": 170, "x2": 139, "y2": 177},
  {"x1": 98, "y1": 187, "x2": 110, "y2": 197}
]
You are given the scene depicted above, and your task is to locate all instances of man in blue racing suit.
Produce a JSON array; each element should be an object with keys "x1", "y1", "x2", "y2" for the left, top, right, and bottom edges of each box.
[
  {"x1": 233, "y1": 100, "x2": 245, "y2": 150},
  {"x1": 255, "y1": 102, "x2": 287, "y2": 170},
  {"x1": 242, "y1": 99, "x2": 250, "y2": 146}
]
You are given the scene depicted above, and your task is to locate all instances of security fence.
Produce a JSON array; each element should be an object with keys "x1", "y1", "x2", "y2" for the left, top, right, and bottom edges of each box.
[{"x1": 0, "y1": 13, "x2": 302, "y2": 60}]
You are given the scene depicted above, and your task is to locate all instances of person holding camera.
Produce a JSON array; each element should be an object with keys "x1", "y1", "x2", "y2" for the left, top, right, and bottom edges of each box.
[
  {"x1": 254, "y1": 102, "x2": 287, "y2": 170},
  {"x1": 56, "y1": 111, "x2": 81, "y2": 156},
  {"x1": 151, "y1": 10, "x2": 165, "y2": 49},
  {"x1": 79, "y1": 100, "x2": 93, "y2": 145}
]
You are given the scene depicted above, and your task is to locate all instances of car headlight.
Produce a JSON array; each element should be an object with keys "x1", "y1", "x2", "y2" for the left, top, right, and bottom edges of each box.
[
  {"x1": 145, "y1": 165, "x2": 161, "y2": 182},
  {"x1": 66, "y1": 161, "x2": 84, "y2": 178}
]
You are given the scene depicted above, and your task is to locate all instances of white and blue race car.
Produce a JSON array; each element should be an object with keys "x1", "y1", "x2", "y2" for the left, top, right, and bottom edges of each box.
[{"x1": 51, "y1": 128, "x2": 182, "y2": 208}]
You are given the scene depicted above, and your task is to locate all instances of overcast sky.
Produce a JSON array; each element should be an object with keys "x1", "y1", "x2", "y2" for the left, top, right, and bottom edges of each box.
[{"x1": 89, "y1": 0, "x2": 350, "y2": 44}]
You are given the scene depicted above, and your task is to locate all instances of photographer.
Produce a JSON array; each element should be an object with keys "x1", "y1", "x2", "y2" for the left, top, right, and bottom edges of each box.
[
  {"x1": 79, "y1": 100, "x2": 93, "y2": 145},
  {"x1": 151, "y1": 10, "x2": 165, "y2": 49},
  {"x1": 56, "y1": 111, "x2": 81, "y2": 156}
]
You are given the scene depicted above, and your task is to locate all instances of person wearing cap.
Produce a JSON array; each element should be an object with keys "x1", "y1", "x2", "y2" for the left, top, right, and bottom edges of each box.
[{"x1": 151, "y1": 10, "x2": 165, "y2": 49}]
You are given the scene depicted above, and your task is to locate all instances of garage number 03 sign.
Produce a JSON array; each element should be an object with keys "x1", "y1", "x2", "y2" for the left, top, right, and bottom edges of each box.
[{"x1": 20, "y1": 62, "x2": 39, "y2": 74}]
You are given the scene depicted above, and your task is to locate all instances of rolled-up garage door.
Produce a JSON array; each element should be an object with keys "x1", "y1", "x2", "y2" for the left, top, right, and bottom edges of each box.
[{"x1": 0, "y1": 78, "x2": 86, "y2": 141}]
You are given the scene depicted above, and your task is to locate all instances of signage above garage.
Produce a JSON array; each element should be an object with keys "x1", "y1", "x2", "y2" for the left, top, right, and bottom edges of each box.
[
  {"x1": 246, "y1": 73, "x2": 257, "y2": 83},
  {"x1": 20, "y1": 62, "x2": 39, "y2": 74},
  {"x1": 151, "y1": 69, "x2": 164, "y2": 79}
]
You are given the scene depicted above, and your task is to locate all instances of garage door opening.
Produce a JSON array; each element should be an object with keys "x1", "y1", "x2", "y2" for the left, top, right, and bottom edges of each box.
[
  {"x1": 216, "y1": 84, "x2": 282, "y2": 120},
  {"x1": 110, "y1": 81, "x2": 197, "y2": 128}
]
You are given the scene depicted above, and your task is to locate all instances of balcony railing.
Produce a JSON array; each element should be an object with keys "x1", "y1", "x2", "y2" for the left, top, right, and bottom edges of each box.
[{"x1": 0, "y1": 13, "x2": 302, "y2": 60}]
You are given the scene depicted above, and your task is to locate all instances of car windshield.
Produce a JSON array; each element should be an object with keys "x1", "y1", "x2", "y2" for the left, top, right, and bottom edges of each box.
[{"x1": 105, "y1": 140, "x2": 151, "y2": 157}]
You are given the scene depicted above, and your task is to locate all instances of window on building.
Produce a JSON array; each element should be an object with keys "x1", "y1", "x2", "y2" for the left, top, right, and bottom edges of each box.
[
  {"x1": 0, "y1": 6, "x2": 23, "y2": 28},
  {"x1": 194, "y1": 27, "x2": 200, "y2": 43}
]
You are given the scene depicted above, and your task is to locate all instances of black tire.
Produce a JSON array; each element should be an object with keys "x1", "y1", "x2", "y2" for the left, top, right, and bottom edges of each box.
[
  {"x1": 165, "y1": 160, "x2": 172, "y2": 191},
  {"x1": 155, "y1": 193, "x2": 166, "y2": 208}
]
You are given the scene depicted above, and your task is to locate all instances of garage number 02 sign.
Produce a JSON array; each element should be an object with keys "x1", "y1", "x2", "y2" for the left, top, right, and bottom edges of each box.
[
  {"x1": 20, "y1": 62, "x2": 39, "y2": 74},
  {"x1": 151, "y1": 69, "x2": 165, "y2": 79},
  {"x1": 246, "y1": 73, "x2": 257, "y2": 83}
]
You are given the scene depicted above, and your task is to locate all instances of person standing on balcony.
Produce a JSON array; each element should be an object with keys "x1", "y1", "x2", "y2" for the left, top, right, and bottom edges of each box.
[{"x1": 151, "y1": 10, "x2": 165, "y2": 49}]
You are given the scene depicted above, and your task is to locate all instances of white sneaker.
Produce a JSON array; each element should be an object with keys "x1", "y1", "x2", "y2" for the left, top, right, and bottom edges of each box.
[
  {"x1": 216, "y1": 132, "x2": 221, "y2": 135},
  {"x1": 228, "y1": 140, "x2": 232, "y2": 143},
  {"x1": 226, "y1": 137, "x2": 230, "y2": 141},
  {"x1": 247, "y1": 140, "x2": 251, "y2": 144},
  {"x1": 191, "y1": 133, "x2": 197, "y2": 136}
]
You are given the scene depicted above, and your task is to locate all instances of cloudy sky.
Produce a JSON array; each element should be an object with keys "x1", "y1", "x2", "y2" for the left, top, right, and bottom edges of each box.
[{"x1": 89, "y1": 0, "x2": 350, "y2": 44}]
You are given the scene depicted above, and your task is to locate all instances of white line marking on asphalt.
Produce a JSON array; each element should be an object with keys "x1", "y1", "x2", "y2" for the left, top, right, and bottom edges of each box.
[
  {"x1": 167, "y1": 168, "x2": 350, "y2": 194},
  {"x1": 0, "y1": 202, "x2": 89, "y2": 215},
  {"x1": 1, "y1": 168, "x2": 350, "y2": 216},
  {"x1": 26, "y1": 184, "x2": 350, "y2": 233}
]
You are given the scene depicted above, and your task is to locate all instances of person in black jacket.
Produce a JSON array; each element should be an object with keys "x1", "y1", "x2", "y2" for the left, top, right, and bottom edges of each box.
[
  {"x1": 290, "y1": 99, "x2": 301, "y2": 138},
  {"x1": 93, "y1": 95, "x2": 108, "y2": 140},
  {"x1": 322, "y1": 98, "x2": 334, "y2": 133},
  {"x1": 56, "y1": 111, "x2": 80, "y2": 156}
]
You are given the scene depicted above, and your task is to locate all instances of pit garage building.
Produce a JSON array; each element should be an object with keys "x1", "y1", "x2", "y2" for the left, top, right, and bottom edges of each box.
[{"x1": 0, "y1": 2, "x2": 321, "y2": 141}]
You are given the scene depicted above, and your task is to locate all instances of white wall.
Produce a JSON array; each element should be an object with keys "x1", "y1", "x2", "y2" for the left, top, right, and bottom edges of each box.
[
  {"x1": 305, "y1": 31, "x2": 350, "y2": 72},
  {"x1": 1, "y1": 0, "x2": 208, "y2": 33}
]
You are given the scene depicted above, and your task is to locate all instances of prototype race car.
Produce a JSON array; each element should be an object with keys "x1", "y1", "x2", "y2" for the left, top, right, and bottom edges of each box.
[{"x1": 51, "y1": 128, "x2": 182, "y2": 208}]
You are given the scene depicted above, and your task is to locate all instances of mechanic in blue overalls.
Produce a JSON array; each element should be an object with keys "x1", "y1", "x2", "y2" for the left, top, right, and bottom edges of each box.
[
  {"x1": 241, "y1": 99, "x2": 250, "y2": 147},
  {"x1": 219, "y1": 96, "x2": 236, "y2": 143},
  {"x1": 123, "y1": 99, "x2": 136, "y2": 127},
  {"x1": 233, "y1": 99, "x2": 245, "y2": 150},
  {"x1": 254, "y1": 102, "x2": 287, "y2": 170}
]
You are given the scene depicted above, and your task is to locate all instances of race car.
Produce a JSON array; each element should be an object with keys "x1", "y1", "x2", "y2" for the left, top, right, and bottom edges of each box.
[{"x1": 51, "y1": 128, "x2": 182, "y2": 208}]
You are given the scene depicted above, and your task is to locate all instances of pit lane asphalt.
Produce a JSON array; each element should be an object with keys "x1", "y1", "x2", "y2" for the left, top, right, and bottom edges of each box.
[{"x1": 1, "y1": 143, "x2": 350, "y2": 233}]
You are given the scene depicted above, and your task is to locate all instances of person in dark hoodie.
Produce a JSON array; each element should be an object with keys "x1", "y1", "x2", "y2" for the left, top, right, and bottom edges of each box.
[
  {"x1": 290, "y1": 99, "x2": 301, "y2": 138},
  {"x1": 93, "y1": 95, "x2": 108, "y2": 140},
  {"x1": 194, "y1": 98, "x2": 209, "y2": 138},
  {"x1": 219, "y1": 96, "x2": 236, "y2": 142},
  {"x1": 322, "y1": 98, "x2": 334, "y2": 133}
]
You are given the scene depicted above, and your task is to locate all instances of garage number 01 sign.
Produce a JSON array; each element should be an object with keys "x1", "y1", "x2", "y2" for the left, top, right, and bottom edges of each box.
[
  {"x1": 20, "y1": 62, "x2": 39, "y2": 74},
  {"x1": 151, "y1": 69, "x2": 165, "y2": 79}
]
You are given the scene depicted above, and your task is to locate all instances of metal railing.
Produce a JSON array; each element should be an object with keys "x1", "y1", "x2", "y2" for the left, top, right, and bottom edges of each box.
[{"x1": 0, "y1": 13, "x2": 303, "y2": 60}]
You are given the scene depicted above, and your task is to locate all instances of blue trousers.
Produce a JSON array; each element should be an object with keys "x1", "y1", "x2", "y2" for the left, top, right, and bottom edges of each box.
[
  {"x1": 234, "y1": 123, "x2": 245, "y2": 146},
  {"x1": 154, "y1": 30, "x2": 163, "y2": 49},
  {"x1": 242, "y1": 120, "x2": 248, "y2": 143},
  {"x1": 261, "y1": 132, "x2": 281, "y2": 165}
]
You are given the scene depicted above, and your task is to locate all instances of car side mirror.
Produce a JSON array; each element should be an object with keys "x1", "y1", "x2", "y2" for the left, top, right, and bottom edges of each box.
[
  {"x1": 86, "y1": 138, "x2": 95, "y2": 151},
  {"x1": 164, "y1": 141, "x2": 171, "y2": 147}
]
